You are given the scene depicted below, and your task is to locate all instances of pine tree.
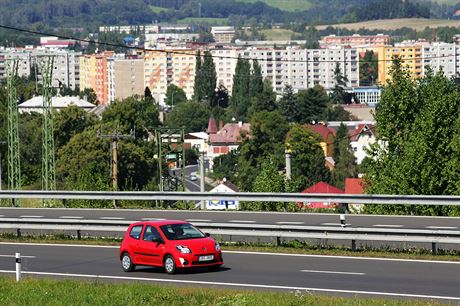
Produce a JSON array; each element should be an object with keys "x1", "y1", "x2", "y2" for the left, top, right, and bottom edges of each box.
[
  {"x1": 249, "y1": 59, "x2": 263, "y2": 98},
  {"x1": 200, "y1": 51, "x2": 217, "y2": 106},
  {"x1": 231, "y1": 56, "x2": 251, "y2": 120},
  {"x1": 331, "y1": 123, "x2": 358, "y2": 189},
  {"x1": 330, "y1": 63, "x2": 349, "y2": 104}
]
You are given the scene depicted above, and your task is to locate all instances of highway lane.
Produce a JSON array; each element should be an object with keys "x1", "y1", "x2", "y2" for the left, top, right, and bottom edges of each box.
[
  {"x1": 0, "y1": 207, "x2": 459, "y2": 230},
  {"x1": 0, "y1": 242, "x2": 459, "y2": 300}
]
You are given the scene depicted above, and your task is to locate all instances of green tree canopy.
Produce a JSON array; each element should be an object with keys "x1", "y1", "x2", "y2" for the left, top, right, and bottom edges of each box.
[
  {"x1": 165, "y1": 101, "x2": 210, "y2": 133},
  {"x1": 231, "y1": 56, "x2": 251, "y2": 120},
  {"x1": 331, "y1": 123, "x2": 358, "y2": 189},
  {"x1": 165, "y1": 84, "x2": 187, "y2": 107},
  {"x1": 54, "y1": 105, "x2": 97, "y2": 149}
]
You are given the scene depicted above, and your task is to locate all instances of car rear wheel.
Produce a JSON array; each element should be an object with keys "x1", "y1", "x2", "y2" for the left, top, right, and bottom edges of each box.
[
  {"x1": 164, "y1": 255, "x2": 176, "y2": 274},
  {"x1": 121, "y1": 252, "x2": 135, "y2": 272}
]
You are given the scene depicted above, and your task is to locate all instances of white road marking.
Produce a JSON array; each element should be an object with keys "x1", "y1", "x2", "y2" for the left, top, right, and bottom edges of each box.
[
  {"x1": 186, "y1": 219, "x2": 212, "y2": 222},
  {"x1": 0, "y1": 215, "x2": 4, "y2": 217},
  {"x1": 20, "y1": 215, "x2": 43, "y2": 218},
  {"x1": 0, "y1": 255, "x2": 36, "y2": 258},
  {"x1": 141, "y1": 218, "x2": 166, "y2": 221},
  {"x1": 229, "y1": 220, "x2": 256, "y2": 223},
  {"x1": 276, "y1": 222, "x2": 304, "y2": 225},
  {"x1": 426, "y1": 226, "x2": 458, "y2": 230},
  {"x1": 301, "y1": 269, "x2": 365, "y2": 276},
  {"x1": 99, "y1": 217, "x2": 125, "y2": 220},
  {"x1": 321, "y1": 223, "x2": 351, "y2": 226},
  {"x1": 373, "y1": 224, "x2": 404, "y2": 228},
  {"x1": 0, "y1": 270, "x2": 457, "y2": 300},
  {"x1": 59, "y1": 216, "x2": 83, "y2": 219},
  {"x1": 2, "y1": 242, "x2": 460, "y2": 265}
]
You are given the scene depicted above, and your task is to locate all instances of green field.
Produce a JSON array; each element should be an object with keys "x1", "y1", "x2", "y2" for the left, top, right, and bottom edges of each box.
[
  {"x1": 177, "y1": 17, "x2": 228, "y2": 25},
  {"x1": 237, "y1": 0, "x2": 312, "y2": 12},
  {"x1": 0, "y1": 277, "x2": 443, "y2": 306},
  {"x1": 149, "y1": 5, "x2": 171, "y2": 13},
  {"x1": 260, "y1": 28, "x2": 295, "y2": 40},
  {"x1": 316, "y1": 18, "x2": 460, "y2": 31}
]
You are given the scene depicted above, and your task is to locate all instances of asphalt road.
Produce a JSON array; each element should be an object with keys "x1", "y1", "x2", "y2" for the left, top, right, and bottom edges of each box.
[
  {"x1": 0, "y1": 242, "x2": 459, "y2": 301},
  {"x1": 0, "y1": 207, "x2": 459, "y2": 231}
]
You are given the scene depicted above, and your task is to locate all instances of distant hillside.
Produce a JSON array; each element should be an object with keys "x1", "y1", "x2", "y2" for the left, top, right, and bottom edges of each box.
[{"x1": 236, "y1": 0, "x2": 312, "y2": 12}]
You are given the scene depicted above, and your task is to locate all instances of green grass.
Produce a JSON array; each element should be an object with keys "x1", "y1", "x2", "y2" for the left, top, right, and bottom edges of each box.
[
  {"x1": 149, "y1": 5, "x2": 171, "y2": 13},
  {"x1": 0, "y1": 277, "x2": 443, "y2": 305},
  {"x1": 237, "y1": 0, "x2": 312, "y2": 12},
  {"x1": 260, "y1": 28, "x2": 295, "y2": 40},
  {"x1": 177, "y1": 17, "x2": 228, "y2": 25}
]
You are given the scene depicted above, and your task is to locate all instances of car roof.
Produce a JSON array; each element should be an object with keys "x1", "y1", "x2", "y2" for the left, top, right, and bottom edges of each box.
[{"x1": 130, "y1": 220, "x2": 188, "y2": 227}]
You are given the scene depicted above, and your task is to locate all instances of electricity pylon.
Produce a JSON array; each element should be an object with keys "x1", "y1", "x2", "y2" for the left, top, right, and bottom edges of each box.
[
  {"x1": 40, "y1": 57, "x2": 56, "y2": 204},
  {"x1": 6, "y1": 60, "x2": 21, "y2": 207}
]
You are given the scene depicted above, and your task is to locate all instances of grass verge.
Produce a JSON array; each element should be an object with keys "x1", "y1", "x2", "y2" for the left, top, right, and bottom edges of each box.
[
  {"x1": 0, "y1": 276, "x2": 444, "y2": 306},
  {"x1": 1, "y1": 233, "x2": 459, "y2": 261}
]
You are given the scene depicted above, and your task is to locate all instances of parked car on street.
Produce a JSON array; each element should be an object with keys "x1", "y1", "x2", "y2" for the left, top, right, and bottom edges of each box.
[{"x1": 120, "y1": 220, "x2": 223, "y2": 274}]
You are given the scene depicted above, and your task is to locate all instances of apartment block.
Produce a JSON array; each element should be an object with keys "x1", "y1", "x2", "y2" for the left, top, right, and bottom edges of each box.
[
  {"x1": 320, "y1": 34, "x2": 390, "y2": 47},
  {"x1": 144, "y1": 48, "x2": 196, "y2": 104},
  {"x1": 79, "y1": 51, "x2": 114, "y2": 105},
  {"x1": 377, "y1": 45, "x2": 423, "y2": 84},
  {"x1": 211, "y1": 26, "x2": 235, "y2": 44},
  {"x1": 0, "y1": 47, "x2": 80, "y2": 90},
  {"x1": 210, "y1": 48, "x2": 238, "y2": 93},
  {"x1": 239, "y1": 46, "x2": 359, "y2": 93},
  {"x1": 107, "y1": 55, "x2": 144, "y2": 103}
]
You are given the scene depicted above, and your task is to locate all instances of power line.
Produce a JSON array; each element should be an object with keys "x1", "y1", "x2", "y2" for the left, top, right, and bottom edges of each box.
[{"x1": 0, "y1": 24, "x2": 457, "y2": 64}]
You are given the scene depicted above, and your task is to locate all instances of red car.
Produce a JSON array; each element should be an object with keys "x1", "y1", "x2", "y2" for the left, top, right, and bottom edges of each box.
[{"x1": 119, "y1": 220, "x2": 223, "y2": 274}]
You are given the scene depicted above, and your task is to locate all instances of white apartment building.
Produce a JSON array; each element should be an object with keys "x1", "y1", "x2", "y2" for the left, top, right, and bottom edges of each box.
[
  {"x1": 0, "y1": 47, "x2": 80, "y2": 90},
  {"x1": 421, "y1": 42, "x2": 457, "y2": 78},
  {"x1": 210, "y1": 48, "x2": 238, "y2": 93},
  {"x1": 211, "y1": 26, "x2": 235, "y2": 44},
  {"x1": 107, "y1": 54, "x2": 144, "y2": 103},
  {"x1": 239, "y1": 46, "x2": 359, "y2": 94}
]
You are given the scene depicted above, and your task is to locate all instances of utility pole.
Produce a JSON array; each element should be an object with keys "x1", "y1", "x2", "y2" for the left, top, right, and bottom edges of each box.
[
  {"x1": 0, "y1": 141, "x2": 5, "y2": 191},
  {"x1": 6, "y1": 60, "x2": 21, "y2": 207},
  {"x1": 200, "y1": 151, "x2": 205, "y2": 210},
  {"x1": 285, "y1": 149, "x2": 292, "y2": 180},
  {"x1": 97, "y1": 128, "x2": 135, "y2": 208},
  {"x1": 40, "y1": 56, "x2": 56, "y2": 207}
]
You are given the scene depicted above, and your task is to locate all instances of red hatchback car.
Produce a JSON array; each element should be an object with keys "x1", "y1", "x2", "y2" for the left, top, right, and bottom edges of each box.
[{"x1": 120, "y1": 220, "x2": 223, "y2": 274}]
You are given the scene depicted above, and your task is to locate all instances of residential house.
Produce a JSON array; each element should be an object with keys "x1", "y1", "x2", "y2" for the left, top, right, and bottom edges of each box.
[
  {"x1": 300, "y1": 181, "x2": 344, "y2": 209},
  {"x1": 207, "y1": 179, "x2": 239, "y2": 210},
  {"x1": 306, "y1": 123, "x2": 335, "y2": 157},
  {"x1": 345, "y1": 178, "x2": 365, "y2": 212}
]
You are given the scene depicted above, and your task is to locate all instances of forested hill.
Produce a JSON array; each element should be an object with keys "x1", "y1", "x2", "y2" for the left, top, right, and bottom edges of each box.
[{"x1": 0, "y1": 0, "x2": 455, "y2": 31}]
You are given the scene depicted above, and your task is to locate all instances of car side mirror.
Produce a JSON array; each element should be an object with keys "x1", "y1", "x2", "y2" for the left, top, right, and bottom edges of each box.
[{"x1": 205, "y1": 233, "x2": 210, "y2": 237}]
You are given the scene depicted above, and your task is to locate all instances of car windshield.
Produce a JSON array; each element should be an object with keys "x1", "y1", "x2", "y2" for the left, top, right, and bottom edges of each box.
[{"x1": 160, "y1": 223, "x2": 206, "y2": 240}]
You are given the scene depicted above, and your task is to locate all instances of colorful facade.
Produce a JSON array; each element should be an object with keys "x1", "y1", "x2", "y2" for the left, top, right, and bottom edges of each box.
[
  {"x1": 377, "y1": 45, "x2": 422, "y2": 85},
  {"x1": 79, "y1": 51, "x2": 114, "y2": 105}
]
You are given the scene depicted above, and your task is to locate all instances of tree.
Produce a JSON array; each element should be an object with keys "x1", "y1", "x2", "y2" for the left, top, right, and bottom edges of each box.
[
  {"x1": 238, "y1": 110, "x2": 288, "y2": 191},
  {"x1": 79, "y1": 88, "x2": 97, "y2": 104},
  {"x1": 278, "y1": 85, "x2": 299, "y2": 123},
  {"x1": 54, "y1": 104, "x2": 97, "y2": 149},
  {"x1": 101, "y1": 96, "x2": 161, "y2": 139},
  {"x1": 249, "y1": 59, "x2": 263, "y2": 98},
  {"x1": 325, "y1": 105, "x2": 353, "y2": 121},
  {"x1": 248, "y1": 79, "x2": 277, "y2": 116},
  {"x1": 295, "y1": 85, "x2": 329, "y2": 123},
  {"x1": 365, "y1": 60, "x2": 460, "y2": 216},
  {"x1": 231, "y1": 56, "x2": 251, "y2": 120},
  {"x1": 331, "y1": 123, "x2": 358, "y2": 189},
  {"x1": 144, "y1": 86, "x2": 153, "y2": 102},
  {"x1": 214, "y1": 84, "x2": 229, "y2": 109},
  {"x1": 240, "y1": 157, "x2": 285, "y2": 211},
  {"x1": 200, "y1": 51, "x2": 217, "y2": 106},
  {"x1": 212, "y1": 149, "x2": 239, "y2": 182},
  {"x1": 165, "y1": 84, "x2": 187, "y2": 107},
  {"x1": 359, "y1": 50, "x2": 378, "y2": 86},
  {"x1": 330, "y1": 63, "x2": 349, "y2": 104},
  {"x1": 286, "y1": 124, "x2": 330, "y2": 191},
  {"x1": 165, "y1": 101, "x2": 210, "y2": 133}
]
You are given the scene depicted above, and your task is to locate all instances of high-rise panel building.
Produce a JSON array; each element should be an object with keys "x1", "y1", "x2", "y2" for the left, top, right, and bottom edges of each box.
[
  {"x1": 79, "y1": 51, "x2": 114, "y2": 104},
  {"x1": 107, "y1": 55, "x2": 144, "y2": 103}
]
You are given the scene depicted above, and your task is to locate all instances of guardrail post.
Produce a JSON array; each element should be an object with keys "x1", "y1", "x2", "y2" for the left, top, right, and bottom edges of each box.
[
  {"x1": 351, "y1": 239, "x2": 356, "y2": 251},
  {"x1": 77, "y1": 230, "x2": 81, "y2": 240},
  {"x1": 16, "y1": 228, "x2": 21, "y2": 238},
  {"x1": 432, "y1": 242, "x2": 437, "y2": 255},
  {"x1": 15, "y1": 253, "x2": 21, "y2": 282},
  {"x1": 276, "y1": 237, "x2": 281, "y2": 246}
]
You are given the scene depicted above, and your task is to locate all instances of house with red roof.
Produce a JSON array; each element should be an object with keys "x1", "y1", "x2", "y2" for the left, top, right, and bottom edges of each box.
[
  {"x1": 207, "y1": 115, "x2": 250, "y2": 167},
  {"x1": 345, "y1": 178, "x2": 365, "y2": 212},
  {"x1": 306, "y1": 123, "x2": 335, "y2": 157},
  {"x1": 299, "y1": 181, "x2": 344, "y2": 209}
]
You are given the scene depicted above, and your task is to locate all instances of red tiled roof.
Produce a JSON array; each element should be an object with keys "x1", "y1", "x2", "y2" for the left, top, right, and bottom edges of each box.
[
  {"x1": 345, "y1": 178, "x2": 364, "y2": 194},
  {"x1": 349, "y1": 123, "x2": 375, "y2": 142},
  {"x1": 301, "y1": 182, "x2": 344, "y2": 209},
  {"x1": 303, "y1": 182, "x2": 344, "y2": 194},
  {"x1": 306, "y1": 124, "x2": 334, "y2": 142},
  {"x1": 209, "y1": 123, "x2": 250, "y2": 144}
]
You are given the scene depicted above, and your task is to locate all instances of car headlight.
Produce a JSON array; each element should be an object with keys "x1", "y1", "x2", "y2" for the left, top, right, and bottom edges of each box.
[
  {"x1": 215, "y1": 242, "x2": 221, "y2": 251},
  {"x1": 176, "y1": 245, "x2": 192, "y2": 254}
]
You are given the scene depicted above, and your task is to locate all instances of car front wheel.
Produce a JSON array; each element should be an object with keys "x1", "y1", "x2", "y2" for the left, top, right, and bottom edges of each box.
[
  {"x1": 121, "y1": 252, "x2": 135, "y2": 272},
  {"x1": 164, "y1": 255, "x2": 177, "y2": 274}
]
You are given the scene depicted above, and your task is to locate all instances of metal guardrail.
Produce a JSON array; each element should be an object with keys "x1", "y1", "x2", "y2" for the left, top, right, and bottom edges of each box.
[
  {"x1": 1, "y1": 218, "x2": 459, "y2": 255},
  {"x1": 1, "y1": 190, "x2": 460, "y2": 205}
]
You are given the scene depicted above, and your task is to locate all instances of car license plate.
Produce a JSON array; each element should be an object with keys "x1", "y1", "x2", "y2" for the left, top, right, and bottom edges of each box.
[{"x1": 199, "y1": 255, "x2": 214, "y2": 261}]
